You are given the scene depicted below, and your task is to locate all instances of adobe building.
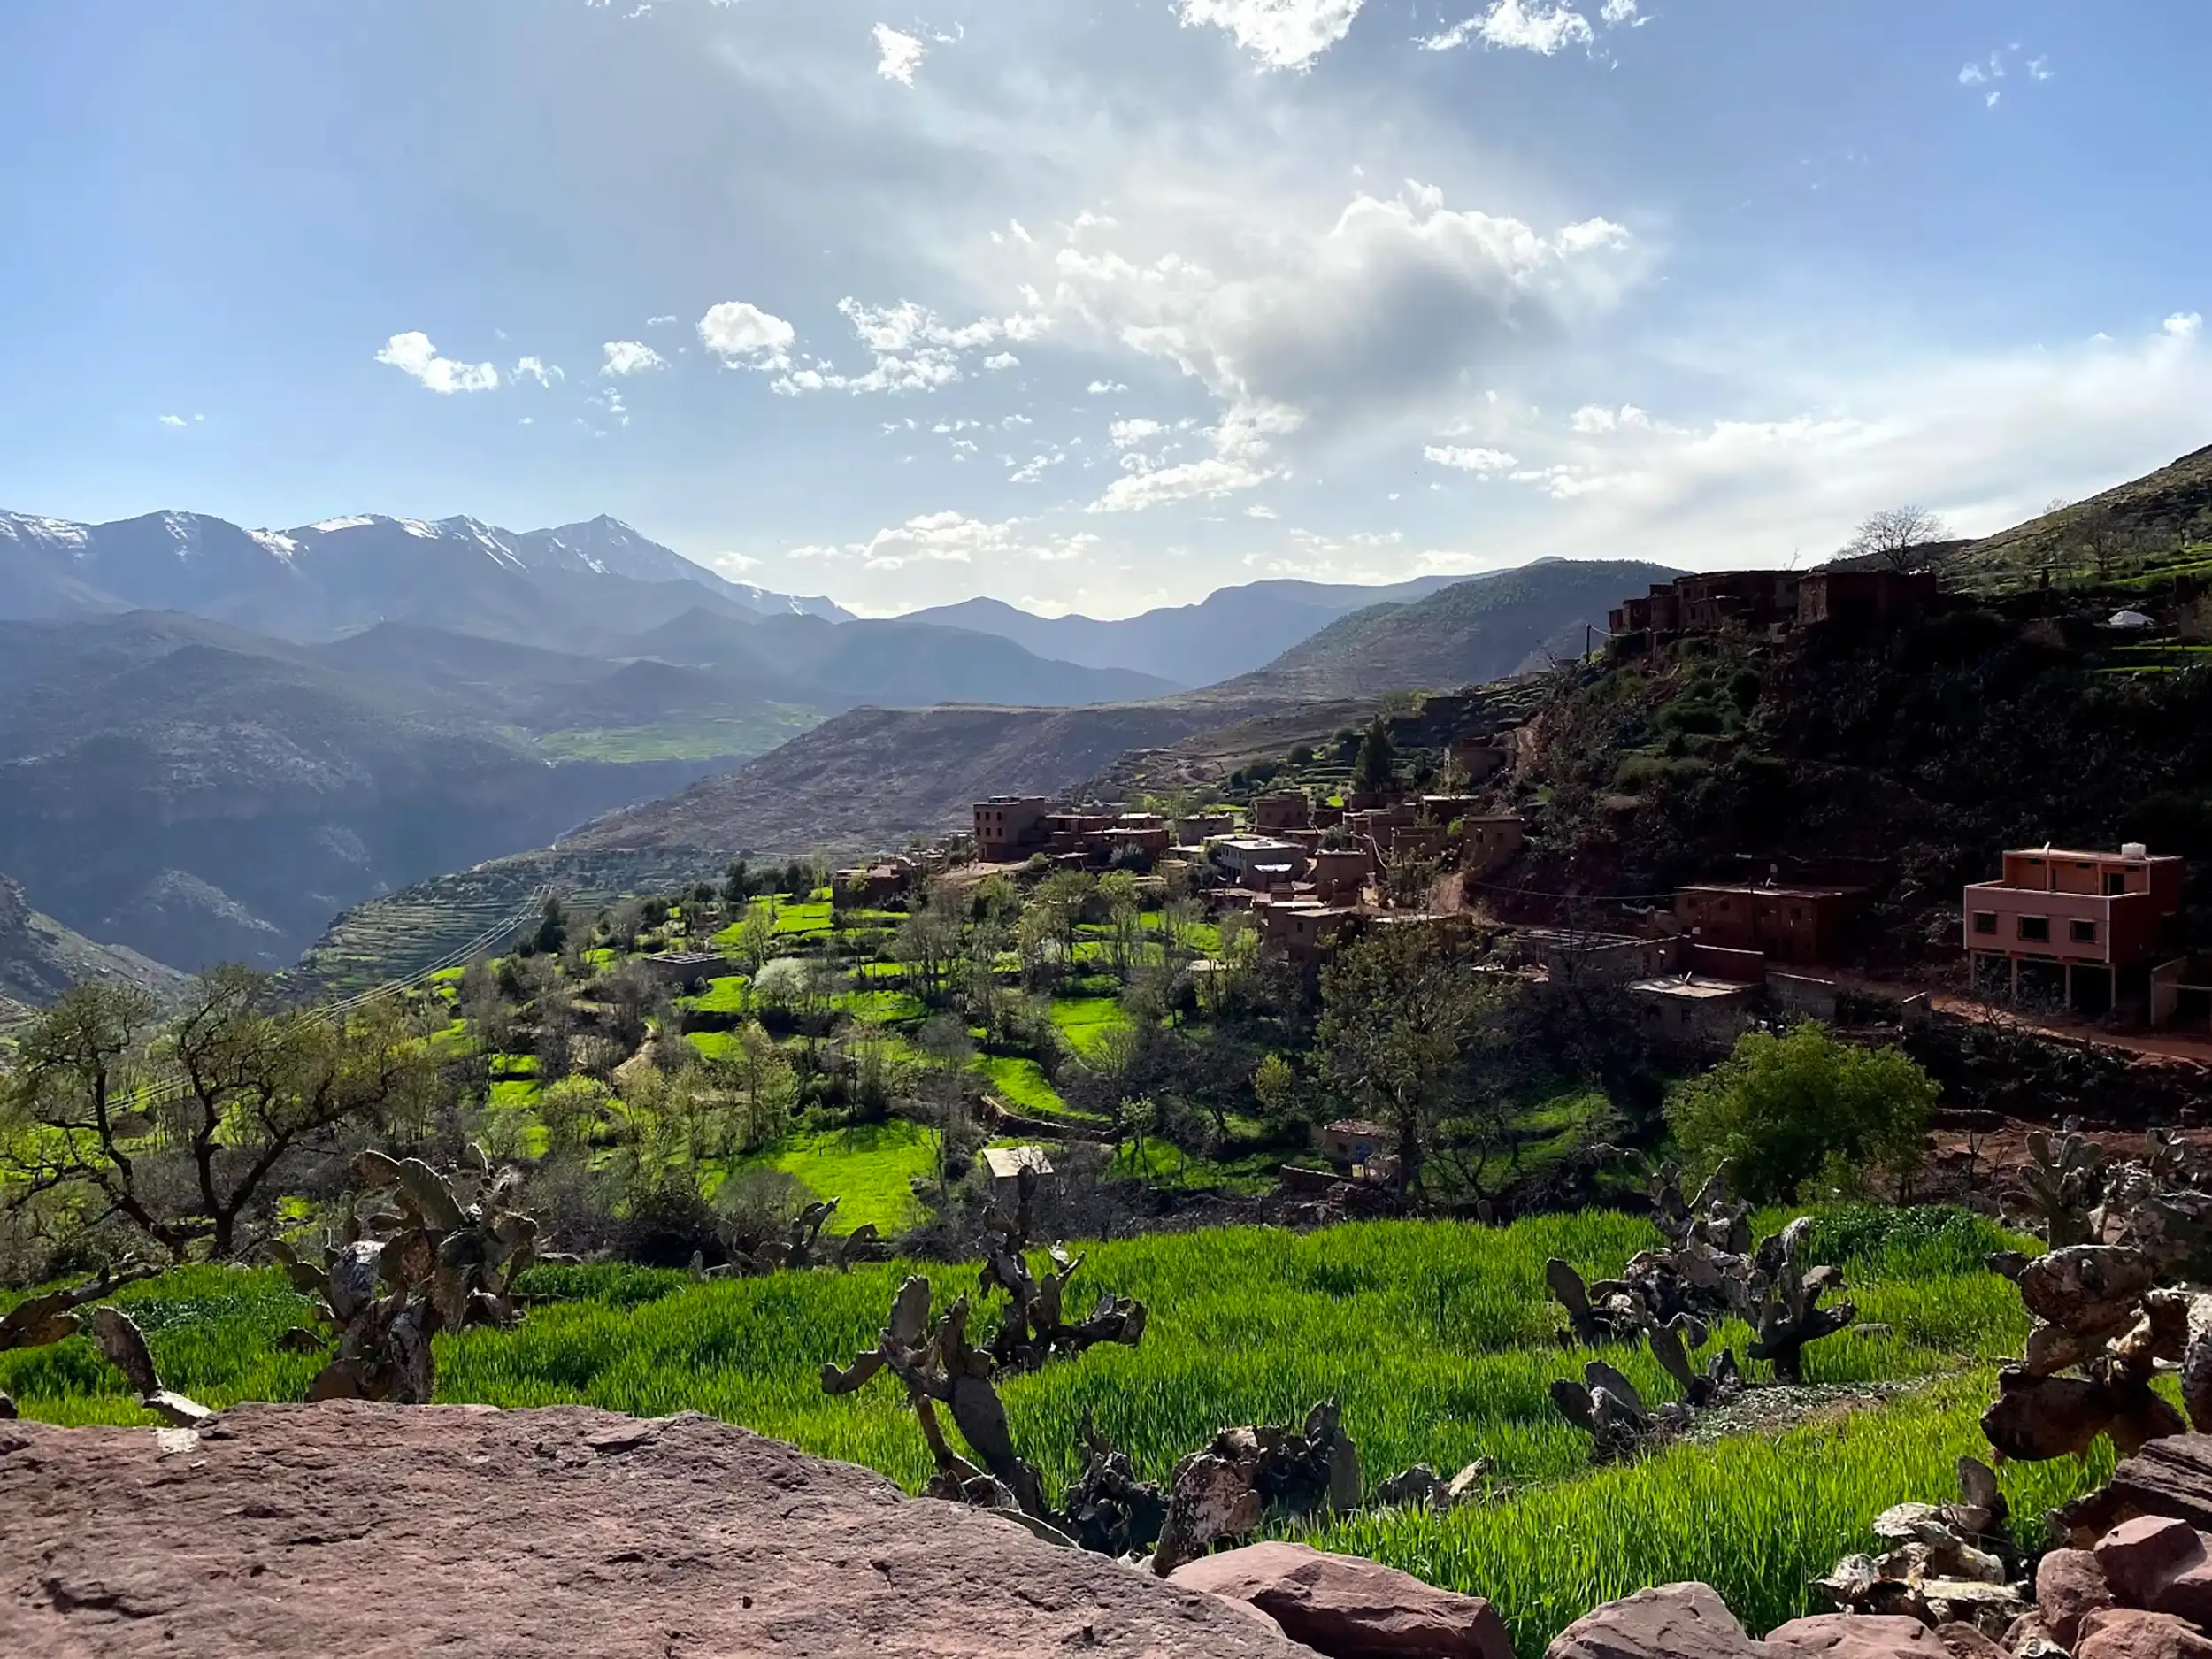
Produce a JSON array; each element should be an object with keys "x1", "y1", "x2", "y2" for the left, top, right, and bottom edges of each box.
[
  {"x1": 1253, "y1": 790, "x2": 1314, "y2": 833},
  {"x1": 1965, "y1": 842, "x2": 2186, "y2": 1016},
  {"x1": 1796, "y1": 569, "x2": 1939, "y2": 626},
  {"x1": 1315, "y1": 1119, "x2": 1397, "y2": 1184},
  {"x1": 1256, "y1": 898, "x2": 1363, "y2": 966},
  {"x1": 973, "y1": 796, "x2": 1050, "y2": 862},
  {"x1": 1673, "y1": 881, "x2": 1863, "y2": 967},
  {"x1": 1211, "y1": 835, "x2": 1311, "y2": 888}
]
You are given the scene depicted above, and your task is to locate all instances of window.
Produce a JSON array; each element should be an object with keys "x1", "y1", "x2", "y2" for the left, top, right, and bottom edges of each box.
[
  {"x1": 1972, "y1": 911, "x2": 1998, "y2": 935},
  {"x1": 2107, "y1": 872, "x2": 2127, "y2": 895},
  {"x1": 2017, "y1": 916, "x2": 2050, "y2": 943},
  {"x1": 2071, "y1": 918, "x2": 2099, "y2": 944}
]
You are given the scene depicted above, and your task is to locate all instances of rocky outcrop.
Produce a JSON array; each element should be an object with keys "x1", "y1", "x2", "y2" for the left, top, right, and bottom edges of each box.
[
  {"x1": 0, "y1": 1402, "x2": 1317, "y2": 1659},
  {"x1": 1169, "y1": 1540, "x2": 1514, "y2": 1659},
  {"x1": 1546, "y1": 1582, "x2": 1772, "y2": 1659}
]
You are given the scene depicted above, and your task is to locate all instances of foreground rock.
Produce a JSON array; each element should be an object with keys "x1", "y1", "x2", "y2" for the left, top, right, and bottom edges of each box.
[
  {"x1": 1546, "y1": 1582, "x2": 1771, "y2": 1659},
  {"x1": 0, "y1": 1402, "x2": 1317, "y2": 1659},
  {"x1": 1170, "y1": 1540, "x2": 1514, "y2": 1659}
]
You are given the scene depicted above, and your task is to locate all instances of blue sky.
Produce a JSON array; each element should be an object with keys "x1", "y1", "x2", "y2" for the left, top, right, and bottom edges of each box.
[{"x1": 3, "y1": 1, "x2": 2207, "y2": 617}]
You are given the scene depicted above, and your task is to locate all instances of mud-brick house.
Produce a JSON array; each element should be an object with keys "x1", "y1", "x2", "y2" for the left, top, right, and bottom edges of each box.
[
  {"x1": 972, "y1": 796, "x2": 1051, "y2": 862},
  {"x1": 1673, "y1": 881, "x2": 1864, "y2": 968},
  {"x1": 1964, "y1": 842, "x2": 2185, "y2": 1017},
  {"x1": 1316, "y1": 1118, "x2": 1397, "y2": 1183},
  {"x1": 1254, "y1": 790, "x2": 1314, "y2": 833}
]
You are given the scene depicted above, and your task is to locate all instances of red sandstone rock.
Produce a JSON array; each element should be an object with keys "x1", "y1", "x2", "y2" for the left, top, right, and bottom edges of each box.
[
  {"x1": 1930, "y1": 1622, "x2": 2008, "y2": 1659},
  {"x1": 1170, "y1": 1540, "x2": 1513, "y2": 1659},
  {"x1": 2096, "y1": 1517, "x2": 2212, "y2": 1627},
  {"x1": 2039, "y1": 1548, "x2": 2118, "y2": 1646},
  {"x1": 0, "y1": 1403, "x2": 1318, "y2": 1659},
  {"x1": 1546, "y1": 1583, "x2": 1771, "y2": 1659},
  {"x1": 2077, "y1": 1609, "x2": 2212, "y2": 1659},
  {"x1": 1765, "y1": 1613, "x2": 1947, "y2": 1659}
]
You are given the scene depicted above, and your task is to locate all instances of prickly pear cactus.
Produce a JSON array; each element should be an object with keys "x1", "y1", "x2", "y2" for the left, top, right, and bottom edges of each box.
[{"x1": 269, "y1": 1145, "x2": 542, "y2": 1405}]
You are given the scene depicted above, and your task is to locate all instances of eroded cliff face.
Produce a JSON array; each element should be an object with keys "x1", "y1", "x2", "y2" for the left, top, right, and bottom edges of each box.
[{"x1": 0, "y1": 1402, "x2": 1315, "y2": 1659}]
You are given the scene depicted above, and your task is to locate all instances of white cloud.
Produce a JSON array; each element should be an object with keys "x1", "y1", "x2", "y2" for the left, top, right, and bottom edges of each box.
[
  {"x1": 1087, "y1": 380, "x2": 1129, "y2": 395},
  {"x1": 374, "y1": 332, "x2": 501, "y2": 394},
  {"x1": 1958, "y1": 64, "x2": 1988, "y2": 86},
  {"x1": 2028, "y1": 56, "x2": 2054, "y2": 81},
  {"x1": 1425, "y1": 443, "x2": 1518, "y2": 473},
  {"x1": 873, "y1": 23, "x2": 926, "y2": 86},
  {"x1": 157, "y1": 414, "x2": 188, "y2": 427},
  {"x1": 984, "y1": 351, "x2": 1019, "y2": 370},
  {"x1": 698, "y1": 300, "x2": 797, "y2": 370},
  {"x1": 767, "y1": 297, "x2": 1048, "y2": 396},
  {"x1": 645, "y1": 315, "x2": 679, "y2": 327},
  {"x1": 601, "y1": 339, "x2": 666, "y2": 376},
  {"x1": 1110, "y1": 418, "x2": 1164, "y2": 448},
  {"x1": 1044, "y1": 180, "x2": 1635, "y2": 448},
  {"x1": 1599, "y1": 0, "x2": 1640, "y2": 22},
  {"x1": 2167, "y1": 312, "x2": 2203, "y2": 342},
  {"x1": 1245, "y1": 504, "x2": 1279, "y2": 518},
  {"x1": 1422, "y1": 2, "x2": 1594, "y2": 56},
  {"x1": 512, "y1": 356, "x2": 565, "y2": 387},
  {"x1": 1569, "y1": 403, "x2": 1651, "y2": 433},
  {"x1": 1088, "y1": 455, "x2": 1271, "y2": 511},
  {"x1": 1177, "y1": 0, "x2": 1366, "y2": 72},
  {"x1": 793, "y1": 511, "x2": 1099, "y2": 571},
  {"x1": 590, "y1": 386, "x2": 631, "y2": 427}
]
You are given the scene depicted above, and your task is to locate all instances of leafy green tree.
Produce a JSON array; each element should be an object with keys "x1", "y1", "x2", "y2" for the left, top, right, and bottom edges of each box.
[
  {"x1": 1665, "y1": 1021, "x2": 1938, "y2": 1202},
  {"x1": 534, "y1": 895, "x2": 568, "y2": 956},
  {"x1": 1033, "y1": 868, "x2": 1094, "y2": 957},
  {"x1": 1352, "y1": 717, "x2": 1396, "y2": 799},
  {"x1": 1315, "y1": 925, "x2": 1509, "y2": 1194},
  {"x1": 733, "y1": 901, "x2": 779, "y2": 981},
  {"x1": 3, "y1": 970, "x2": 441, "y2": 1260},
  {"x1": 1251, "y1": 1052, "x2": 1300, "y2": 1126}
]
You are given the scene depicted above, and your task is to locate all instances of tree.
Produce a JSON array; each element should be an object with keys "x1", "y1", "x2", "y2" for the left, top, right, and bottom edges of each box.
[
  {"x1": 1033, "y1": 869, "x2": 1094, "y2": 958},
  {"x1": 1841, "y1": 504, "x2": 1950, "y2": 573},
  {"x1": 1097, "y1": 870, "x2": 1144, "y2": 979},
  {"x1": 893, "y1": 901, "x2": 961, "y2": 1002},
  {"x1": 533, "y1": 895, "x2": 568, "y2": 956},
  {"x1": 733, "y1": 900, "x2": 780, "y2": 980},
  {"x1": 1315, "y1": 925, "x2": 1508, "y2": 1196},
  {"x1": 1352, "y1": 717, "x2": 1397, "y2": 799},
  {"x1": 1665, "y1": 1021, "x2": 1938, "y2": 1202},
  {"x1": 717, "y1": 1022, "x2": 796, "y2": 1153},
  {"x1": 3, "y1": 971, "x2": 441, "y2": 1261}
]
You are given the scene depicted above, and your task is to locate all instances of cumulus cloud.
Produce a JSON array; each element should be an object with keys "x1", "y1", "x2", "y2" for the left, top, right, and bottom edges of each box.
[
  {"x1": 768, "y1": 297, "x2": 1051, "y2": 396},
  {"x1": 873, "y1": 24, "x2": 926, "y2": 85},
  {"x1": 1177, "y1": 0, "x2": 1366, "y2": 72},
  {"x1": 374, "y1": 332, "x2": 501, "y2": 394},
  {"x1": 1087, "y1": 380, "x2": 1129, "y2": 396},
  {"x1": 1569, "y1": 403, "x2": 1651, "y2": 433},
  {"x1": 512, "y1": 356, "x2": 565, "y2": 387},
  {"x1": 1110, "y1": 418, "x2": 1164, "y2": 448},
  {"x1": 1425, "y1": 443, "x2": 1518, "y2": 473},
  {"x1": 601, "y1": 339, "x2": 666, "y2": 376},
  {"x1": 1422, "y1": 1, "x2": 1593, "y2": 55},
  {"x1": 645, "y1": 315, "x2": 679, "y2": 327},
  {"x1": 1045, "y1": 180, "x2": 1635, "y2": 447},
  {"x1": 157, "y1": 414, "x2": 188, "y2": 427},
  {"x1": 698, "y1": 301, "x2": 797, "y2": 370}
]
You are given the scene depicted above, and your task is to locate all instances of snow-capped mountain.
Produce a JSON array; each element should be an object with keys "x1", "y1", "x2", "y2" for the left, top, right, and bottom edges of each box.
[{"x1": 0, "y1": 507, "x2": 849, "y2": 646}]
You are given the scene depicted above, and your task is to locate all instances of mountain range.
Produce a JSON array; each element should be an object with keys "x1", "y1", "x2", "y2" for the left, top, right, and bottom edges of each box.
[
  {"x1": 902, "y1": 574, "x2": 1474, "y2": 684},
  {"x1": 0, "y1": 509, "x2": 850, "y2": 652}
]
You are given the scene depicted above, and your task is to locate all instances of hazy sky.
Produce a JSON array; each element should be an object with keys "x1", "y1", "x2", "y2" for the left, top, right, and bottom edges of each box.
[{"x1": 3, "y1": 1, "x2": 2208, "y2": 617}]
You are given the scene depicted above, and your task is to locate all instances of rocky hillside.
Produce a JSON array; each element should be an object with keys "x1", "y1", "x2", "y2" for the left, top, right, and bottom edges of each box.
[
  {"x1": 1222, "y1": 559, "x2": 1683, "y2": 699},
  {"x1": 904, "y1": 573, "x2": 1471, "y2": 685},
  {"x1": 0, "y1": 613, "x2": 727, "y2": 972},
  {"x1": 0, "y1": 872, "x2": 188, "y2": 1007},
  {"x1": 1943, "y1": 442, "x2": 2212, "y2": 593},
  {"x1": 1505, "y1": 581, "x2": 2212, "y2": 964}
]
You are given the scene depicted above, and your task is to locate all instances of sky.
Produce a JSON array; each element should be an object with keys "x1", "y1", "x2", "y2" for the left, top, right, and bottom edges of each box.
[{"x1": 2, "y1": 2, "x2": 2208, "y2": 619}]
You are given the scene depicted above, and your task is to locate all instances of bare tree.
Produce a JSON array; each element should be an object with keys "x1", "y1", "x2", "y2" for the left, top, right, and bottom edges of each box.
[{"x1": 1842, "y1": 504, "x2": 1950, "y2": 572}]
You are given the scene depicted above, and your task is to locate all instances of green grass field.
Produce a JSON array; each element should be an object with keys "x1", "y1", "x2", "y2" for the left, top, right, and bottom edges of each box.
[
  {"x1": 762, "y1": 1121, "x2": 935, "y2": 1233},
  {"x1": 1049, "y1": 995, "x2": 1131, "y2": 1060},
  {"x1": 0, "y1": 1205, "x2": 2072, "y2": 1656}
]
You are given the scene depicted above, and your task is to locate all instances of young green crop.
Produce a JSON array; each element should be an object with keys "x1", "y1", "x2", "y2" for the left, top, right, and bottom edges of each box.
[{"x1": 0, "y1": 1207, "x2": 2052, "y2": 1655}]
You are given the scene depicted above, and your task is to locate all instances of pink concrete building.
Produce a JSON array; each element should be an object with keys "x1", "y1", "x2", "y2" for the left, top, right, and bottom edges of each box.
[{"x1": 1964, "y1": 843, "x2": 2185, "y2": 1014}]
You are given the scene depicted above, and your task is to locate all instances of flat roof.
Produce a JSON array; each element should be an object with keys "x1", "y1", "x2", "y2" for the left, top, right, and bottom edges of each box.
[
  {"x1": 1677, "y1": 883, "x2": 1862, "y2": 900},
  {"x1": 980, "y1": 1146, "x2": 1054, "y2": 1179},
  {"x1": 2005, "y1": 848, "x2": 2182, "y2": 864},
  {"x1": 1629, "y1": 975, "x2": 1761, "y2": 1001}
]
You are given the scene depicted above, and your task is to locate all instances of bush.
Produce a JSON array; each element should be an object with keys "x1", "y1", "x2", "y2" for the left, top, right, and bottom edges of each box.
[{"x1": 1666, "y1": 1022, "x2": 1938, "y2": 1202}]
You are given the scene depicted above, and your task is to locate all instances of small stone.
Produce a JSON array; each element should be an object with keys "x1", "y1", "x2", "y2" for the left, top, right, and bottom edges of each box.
[{"x1": 1171, "y1": 1540, "x2": 1513, "y2": 1659}]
